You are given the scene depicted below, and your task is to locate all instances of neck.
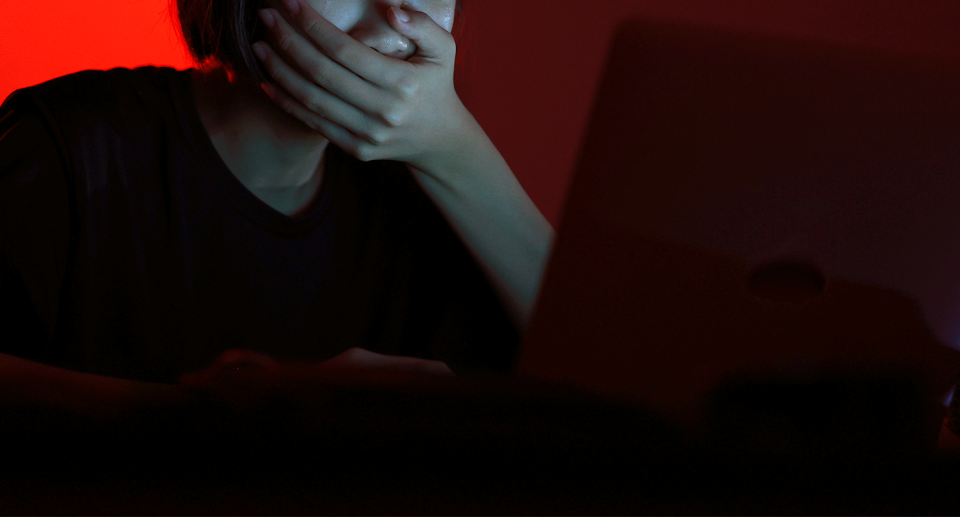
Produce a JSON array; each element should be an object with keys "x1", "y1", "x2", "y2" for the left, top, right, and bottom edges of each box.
[{"x1": 191, "y1": 67, "x2": 330, "y2": 192}]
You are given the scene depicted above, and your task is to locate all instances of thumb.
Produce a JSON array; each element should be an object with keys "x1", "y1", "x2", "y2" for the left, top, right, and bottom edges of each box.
[{"x1": 389, "y1": 7, "x2": 456, "y2": 64}]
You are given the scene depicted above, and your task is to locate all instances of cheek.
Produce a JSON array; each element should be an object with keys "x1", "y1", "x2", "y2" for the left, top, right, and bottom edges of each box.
[
  {"x1": 303, "y1": 0, "x2": 332, "y2": 13},
  {"x1": 403, "y1": 1, "x2": 455, "y2": 32},
  {"x1": 305, "y1": 0, "x2": 356, "y2": 31},
  {"x1": 427, "y1": 5, "x2": 456, "y2": 32},
  {"x1": 439, "y1": 14, "x2": 454, "y2": 33}
]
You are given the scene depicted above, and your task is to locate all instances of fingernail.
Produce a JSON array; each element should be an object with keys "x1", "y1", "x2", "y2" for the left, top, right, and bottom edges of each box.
[
  {"x1": 252, "y1": 42, "x2": 267, "y2": 61},
  {"x1": 261, "y1": 82, "x2": 275, "y2": 97},
  {"x1": 283, "y1": 0, "x2": 300, "y2": 15},
  {"x1": 392, "y1": 7, "x2": 410, "y2": 23},
  {"x1": 258, "y1": 8, "x2": 275, "y2": 28}
]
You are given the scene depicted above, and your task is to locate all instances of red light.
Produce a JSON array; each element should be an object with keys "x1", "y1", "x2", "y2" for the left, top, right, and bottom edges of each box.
[{"x1": 0, "y1": 0, "x2": 194, "y2": 103}]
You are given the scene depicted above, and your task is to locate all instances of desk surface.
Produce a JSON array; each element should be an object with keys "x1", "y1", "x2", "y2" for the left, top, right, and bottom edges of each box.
[{"x1": 1, "y1": 374, "x2": 958, "y2": 515}]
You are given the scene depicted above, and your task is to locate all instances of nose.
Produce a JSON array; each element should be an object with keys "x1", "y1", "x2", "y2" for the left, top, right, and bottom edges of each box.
[{"x1": 348, "y1": 1, "x2": 416, "y2": 60}]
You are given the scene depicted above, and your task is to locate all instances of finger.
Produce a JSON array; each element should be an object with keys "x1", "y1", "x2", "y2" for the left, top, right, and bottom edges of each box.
[
  {"x1": 367, "y1": 357, "x2": 454, "y2": 377},
  {"x1": 320, "y1": 348, "x2": 437, "y2": 374},
  {"x1": 333, "y1": 350, "x2": 421, "y2": 370},
  {"x1": 264, "y1": 82, "x2": 378, "y2": 161},
  {"x1": 256, "y1": 42, "x2": 384, "y2": 141},
  {"x1": 388, "y1": 7, "x2": 456, "y2": 64},
  {"x1": 407, "y1": 361, "x2": 457, "y2": 377},
  {"x1": 279, "y1": 0, "x2": 404, "y2": 87},
  {"x1": 318, "y1": 347, "x2": 375, "y2": 368},
  {"x1": 260, "y1": 8, "x2": 389, "y2": 115}
]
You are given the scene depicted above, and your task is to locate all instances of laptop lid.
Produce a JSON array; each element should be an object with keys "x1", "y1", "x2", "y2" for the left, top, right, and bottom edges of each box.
[{"x1": 515, "y1": 19, "x2": 960, "y2": 427}]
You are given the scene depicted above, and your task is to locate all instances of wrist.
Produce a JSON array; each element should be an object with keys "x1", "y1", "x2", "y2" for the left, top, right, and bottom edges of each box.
[{"x1": 409, "y1": 104, "x2": 485, "y2": 179}]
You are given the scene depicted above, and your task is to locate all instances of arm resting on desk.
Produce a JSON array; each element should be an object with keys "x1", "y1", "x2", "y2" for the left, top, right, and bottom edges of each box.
[{"x1": 0, "y1": 351, "x2": 189, "y2": 422}]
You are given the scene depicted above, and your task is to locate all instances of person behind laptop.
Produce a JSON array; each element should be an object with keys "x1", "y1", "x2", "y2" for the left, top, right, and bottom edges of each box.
[{"x1": 0, "y1": 0, "x2": 555, "y2": 420}]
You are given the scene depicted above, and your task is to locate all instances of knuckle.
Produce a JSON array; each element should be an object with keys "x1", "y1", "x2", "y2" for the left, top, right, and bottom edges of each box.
[
  {"x1": 380, "y1": 108, "x2": 403, "y2": 128},
  {"x1": 302, "y1": 18, "x2": 320, "y2": 36},
  {"x1": 329, "y1": 40, "x2": 349, "y2": 62},
  {"x1": 306, "y1": 64, "x2": 327, "y2": 86},
  {"x1": 395, "y1": 75, "x2": 419, "y2": 99},
  {"x1": 314, "y1": 75, "x2": 339, "y2": 96},
  {"x1": 277, "y1": 33, "x2": 297, "y2": 53},
  {"x1": 366, "y1": 129, "x2": 387, "y2": 146},
  {"x1": 355, "y1": 144, "x2": 377, "y2": 162},
  {"x1": 277, "y1": 98, "x2": 295, "y2": 115},
  {"x1": 304, "y1": 94, "x2": 326, "y2": 116},
  {"x1": 360, "y1": 112, "x2": 384, "y2": 141}
]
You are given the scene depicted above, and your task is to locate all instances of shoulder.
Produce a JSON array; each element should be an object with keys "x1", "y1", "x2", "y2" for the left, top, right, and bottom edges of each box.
[
  {"x1": 3, "y1": 67, "x2": 187, "y2": 144},
  {"x1": 21, "y1": 66, "x2": 182, "y2": 111}
]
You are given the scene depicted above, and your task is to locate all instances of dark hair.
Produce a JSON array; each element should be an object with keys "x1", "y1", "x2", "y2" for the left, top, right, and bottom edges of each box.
[{"x1": 171, "y1": 0, "x2": 465, "y2": 83}]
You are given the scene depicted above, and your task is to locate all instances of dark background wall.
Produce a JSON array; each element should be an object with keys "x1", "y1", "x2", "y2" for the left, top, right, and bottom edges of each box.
[
  {"x1": 454, "y1": 0, "x2": 960, "y2": 226},
  {"x1": 3, "y1": 0, "x2": 960, "y2": 227}
]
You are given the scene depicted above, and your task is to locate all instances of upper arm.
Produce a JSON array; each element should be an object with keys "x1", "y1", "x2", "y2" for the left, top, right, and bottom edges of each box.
[{"x1": 0, "y1": 90, "x2": 72, "y2": 360}]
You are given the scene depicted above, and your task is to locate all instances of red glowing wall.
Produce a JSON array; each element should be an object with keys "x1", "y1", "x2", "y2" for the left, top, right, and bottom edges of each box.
[{"x1": 3, "y1": 0, "x2": 960, "y2": 227}]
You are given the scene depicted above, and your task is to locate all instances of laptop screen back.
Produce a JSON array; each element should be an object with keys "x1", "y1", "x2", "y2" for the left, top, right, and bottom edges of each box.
[{"x1": 515, "y1": 19, "x2": 960, "y2": 425}]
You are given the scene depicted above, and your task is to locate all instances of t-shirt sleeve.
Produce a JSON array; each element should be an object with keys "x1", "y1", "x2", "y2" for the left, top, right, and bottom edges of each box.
[
  {"x1": 0, "y1": 90, "x2": 72, "y2": 362},
  {"x1": 428, "y1": 245, "x2": 522, "y2": 378},
  {"x1": 404, "y1": 179, "x2": 523, "y2": 379}
]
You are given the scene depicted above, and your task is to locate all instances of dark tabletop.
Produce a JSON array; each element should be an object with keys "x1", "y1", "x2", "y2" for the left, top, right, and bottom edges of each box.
[{"x1": 1, "y1": 373, "x2": 958, "y2": 515}]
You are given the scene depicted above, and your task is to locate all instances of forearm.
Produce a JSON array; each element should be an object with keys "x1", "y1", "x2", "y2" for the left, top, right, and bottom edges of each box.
[
  {"x1": 409, "y1": 116, "x2": 556, "y2": 333},
  {"x1": 0, "y1": 351, "x2": 188, "y2": 420}
]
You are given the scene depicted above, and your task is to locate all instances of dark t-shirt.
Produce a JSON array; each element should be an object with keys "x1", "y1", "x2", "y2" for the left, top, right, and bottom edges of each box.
[{"x1": 0, "y1": 66, "x2": 520, "y2": 383}]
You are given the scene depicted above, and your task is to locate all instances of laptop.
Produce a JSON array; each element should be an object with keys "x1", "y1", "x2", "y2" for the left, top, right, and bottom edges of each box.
[{"x1": 514, "y1": 18, "x2": 960, "y2": 430}]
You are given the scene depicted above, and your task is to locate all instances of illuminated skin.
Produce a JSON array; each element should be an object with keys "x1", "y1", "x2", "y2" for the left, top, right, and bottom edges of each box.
[
  {"x1": 192, "y1": 0, "x2": 554, "y2": 338},
  {"x1": 191, "y1": 0, "x2": 455, "y2": 218},
  {"x1": 308, "y1": 0, "x2": 456, "y2": 50}
]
